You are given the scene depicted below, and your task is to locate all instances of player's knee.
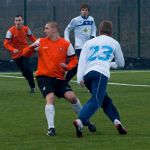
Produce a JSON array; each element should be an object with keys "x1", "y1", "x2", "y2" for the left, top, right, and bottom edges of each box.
[
  {"x1": 64, "y1": 91, "x2": 77, "y2": 103},
  {"x1": 45, "y1": 93, "x2": 55, "y2": 104}
]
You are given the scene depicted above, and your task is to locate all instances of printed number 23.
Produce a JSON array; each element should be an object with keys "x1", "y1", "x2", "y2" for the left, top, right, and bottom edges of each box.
[{"x1": 88, "y1": 45, "x2": 113, "y2": 61}]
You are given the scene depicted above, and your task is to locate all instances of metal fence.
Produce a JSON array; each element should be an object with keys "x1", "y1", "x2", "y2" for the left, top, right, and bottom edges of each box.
[{"x1": 0, "y1": 0, "x2": 150, "y2": 60}]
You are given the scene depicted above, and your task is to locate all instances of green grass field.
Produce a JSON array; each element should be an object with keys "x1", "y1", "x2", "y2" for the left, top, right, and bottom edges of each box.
[{"x1": 0, "y1": 71, "x2": 150, "y2": 150}]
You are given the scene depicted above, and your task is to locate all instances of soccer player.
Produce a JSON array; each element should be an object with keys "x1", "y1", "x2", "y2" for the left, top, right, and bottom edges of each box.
[
  {"x1": 4, "y1": 15, "x2": 36, "y2": 93},
  {"x1": 22, "y1": 21, "x2": 96, "y2": 136},
  {"x1": 73, "y1": 20, "x2": 127, "y2": 137},
  {"x1": 64, "y1": 3, "x2": 96, "y2": 81}
]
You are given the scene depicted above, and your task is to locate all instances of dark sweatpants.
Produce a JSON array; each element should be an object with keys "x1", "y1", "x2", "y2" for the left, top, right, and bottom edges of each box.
[
  {"x1": 79, "y1": 71, "x2": 120, "y2": 125},
  {"x1": 15, "y1": 56, "x2": 35, "y2": 89}
]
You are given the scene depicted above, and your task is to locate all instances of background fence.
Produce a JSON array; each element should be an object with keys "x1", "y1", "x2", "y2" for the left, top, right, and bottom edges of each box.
[{"x1": 0, "y1": 0, "x2": 150, "y2": 61}]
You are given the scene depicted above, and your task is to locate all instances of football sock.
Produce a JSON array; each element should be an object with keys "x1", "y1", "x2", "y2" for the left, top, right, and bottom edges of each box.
[
  {"x1": 72, "y1": 98, "x2": 82, "y2": 114},
  {"x1": 45, "y1": 104, "x2": 55, "y2": 129},
  {"x1": 114, "y1": 119, "x2": 121, "y2": 125}
]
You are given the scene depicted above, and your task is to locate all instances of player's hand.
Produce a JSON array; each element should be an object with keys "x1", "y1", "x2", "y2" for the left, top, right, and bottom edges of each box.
[
  {"x1": 13, "y1": 49, "x2": 19, "y2": 54},
  {"x1": 34, "y1": 47, "x2": 39, "y2": 51},
  {"x1": 80, "y1": 80, "x2": 85, "y2": 87},
  {"x1": 110, "y1": 62, "x2": 118, "y2": 69},
  {"x1": 60, "y1": 63, "x2": 68, "y2": 70},
  {"x1": 30, "y1": 42, "x2": 39, "y2": 52},
  {"x1": 31, "y1": 41, "x2": 40, "y2": 48}
]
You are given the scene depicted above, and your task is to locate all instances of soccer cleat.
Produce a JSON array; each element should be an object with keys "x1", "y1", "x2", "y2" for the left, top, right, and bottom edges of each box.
[
  {"x1": 115, "y1": 124, "x2": 127, "y2": 135},
  {"x1": 30, "y1": 88, "x2": 35, "y2": 93},
  {"x1": 73, "y1": 119, "x2": 83, "y2": 138},
  {"x1": 87, "y1": 121, "x2": 96, "y2": 132},
  {"x1": 47, "y1": 128, "x2": 56, "y2": 136}
]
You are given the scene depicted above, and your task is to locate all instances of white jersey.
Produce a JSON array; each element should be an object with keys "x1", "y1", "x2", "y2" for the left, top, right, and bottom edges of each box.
[
  {"x1": 77, "y1": 35, "x2": 125, "y2": 82},
  {"x1": 64, "y1": 15, "x2": 96, "y2": 49}
]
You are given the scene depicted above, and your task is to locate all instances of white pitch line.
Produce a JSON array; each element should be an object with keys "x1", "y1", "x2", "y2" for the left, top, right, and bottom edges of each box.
[
  {"x1": 0, "y1": 72, "x2": 22, "y2": 75},
  {"x1": 111, "y1": 70, "x2": 150, "y2": 74},
  {"x1": 71, "y1": 80, "x2": 150, "y2": 88},
  {"x1": 0, "y1": 70, "x2": 150, "y2": 75},
  {"x1": 0, "y1": 74, "x2": 150, "y2": 88},
  {"x1": 108, "y1": 82, "x2": 150, "y2": 88},
  {"x1": 0, "y1": 74, "x2": 24, "y2": 79}
]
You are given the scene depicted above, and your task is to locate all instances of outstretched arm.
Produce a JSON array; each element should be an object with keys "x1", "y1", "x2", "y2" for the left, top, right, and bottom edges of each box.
[{"x1": 22, "y1": 39, "x2": 40, "y2": 56}]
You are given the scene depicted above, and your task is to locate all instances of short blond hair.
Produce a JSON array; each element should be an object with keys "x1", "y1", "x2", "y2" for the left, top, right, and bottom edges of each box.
[{"x1": 46, "y1": 21, "x2": 60, "y2": 32}]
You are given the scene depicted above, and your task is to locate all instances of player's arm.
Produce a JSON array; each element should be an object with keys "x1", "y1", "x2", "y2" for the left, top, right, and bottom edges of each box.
[
  {"x1": 22, "y1": 39, "x2": 40, "y2": 56},
  {"x1": 66, "y1": 55, "x2": 78, "y2": 70},
  {"x1": 4, "y1": 31, "x2": 19, "y2": 53},
  {"x1": 60, "y1": 44, "x2": 78, "y2": 70},
  {"x1": 77, "y1": 43, "x2": 87, "y2": 84},
  {"x1": 91, "y1": 18, "x2": 97, "y2": 38},
  {"x1": 64, "y1": 19, "x2": 76, "y2": 41},
  {"x1": 113, "y1": 42, "x2": 125, "y2": 68},
  {"x1": 27, "y1": 27, "x2": 37, "y2": 42}
]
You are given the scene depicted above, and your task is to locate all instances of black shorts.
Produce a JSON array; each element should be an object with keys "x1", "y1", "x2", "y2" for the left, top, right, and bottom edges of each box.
[{"x1": 36, "y1": 76, "x2": 72, "y2": 98}]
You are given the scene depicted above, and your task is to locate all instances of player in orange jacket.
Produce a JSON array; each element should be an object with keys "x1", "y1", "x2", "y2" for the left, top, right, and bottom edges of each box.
[
  {"x1": 23, "y1": 21, "x2": 96, "y2": 136},
  {"x1": 4, "y1": 15, "x2": 36, "y2": 93}
]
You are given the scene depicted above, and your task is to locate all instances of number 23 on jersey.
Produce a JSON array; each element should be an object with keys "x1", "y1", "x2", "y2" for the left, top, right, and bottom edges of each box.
[{"x1": 88, "y1": 45, "x2": 113, "y2": 61}]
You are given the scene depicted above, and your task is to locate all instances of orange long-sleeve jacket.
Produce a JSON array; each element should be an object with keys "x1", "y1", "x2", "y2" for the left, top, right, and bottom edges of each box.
[{"x1": 4, "y1": 25, "x2": 36, "y2": 59}]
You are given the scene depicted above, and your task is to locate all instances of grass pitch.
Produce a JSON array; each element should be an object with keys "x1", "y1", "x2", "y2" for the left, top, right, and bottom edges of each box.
[{"x1": 0, "y1": 71, "x2": 150, "y2": 150}]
